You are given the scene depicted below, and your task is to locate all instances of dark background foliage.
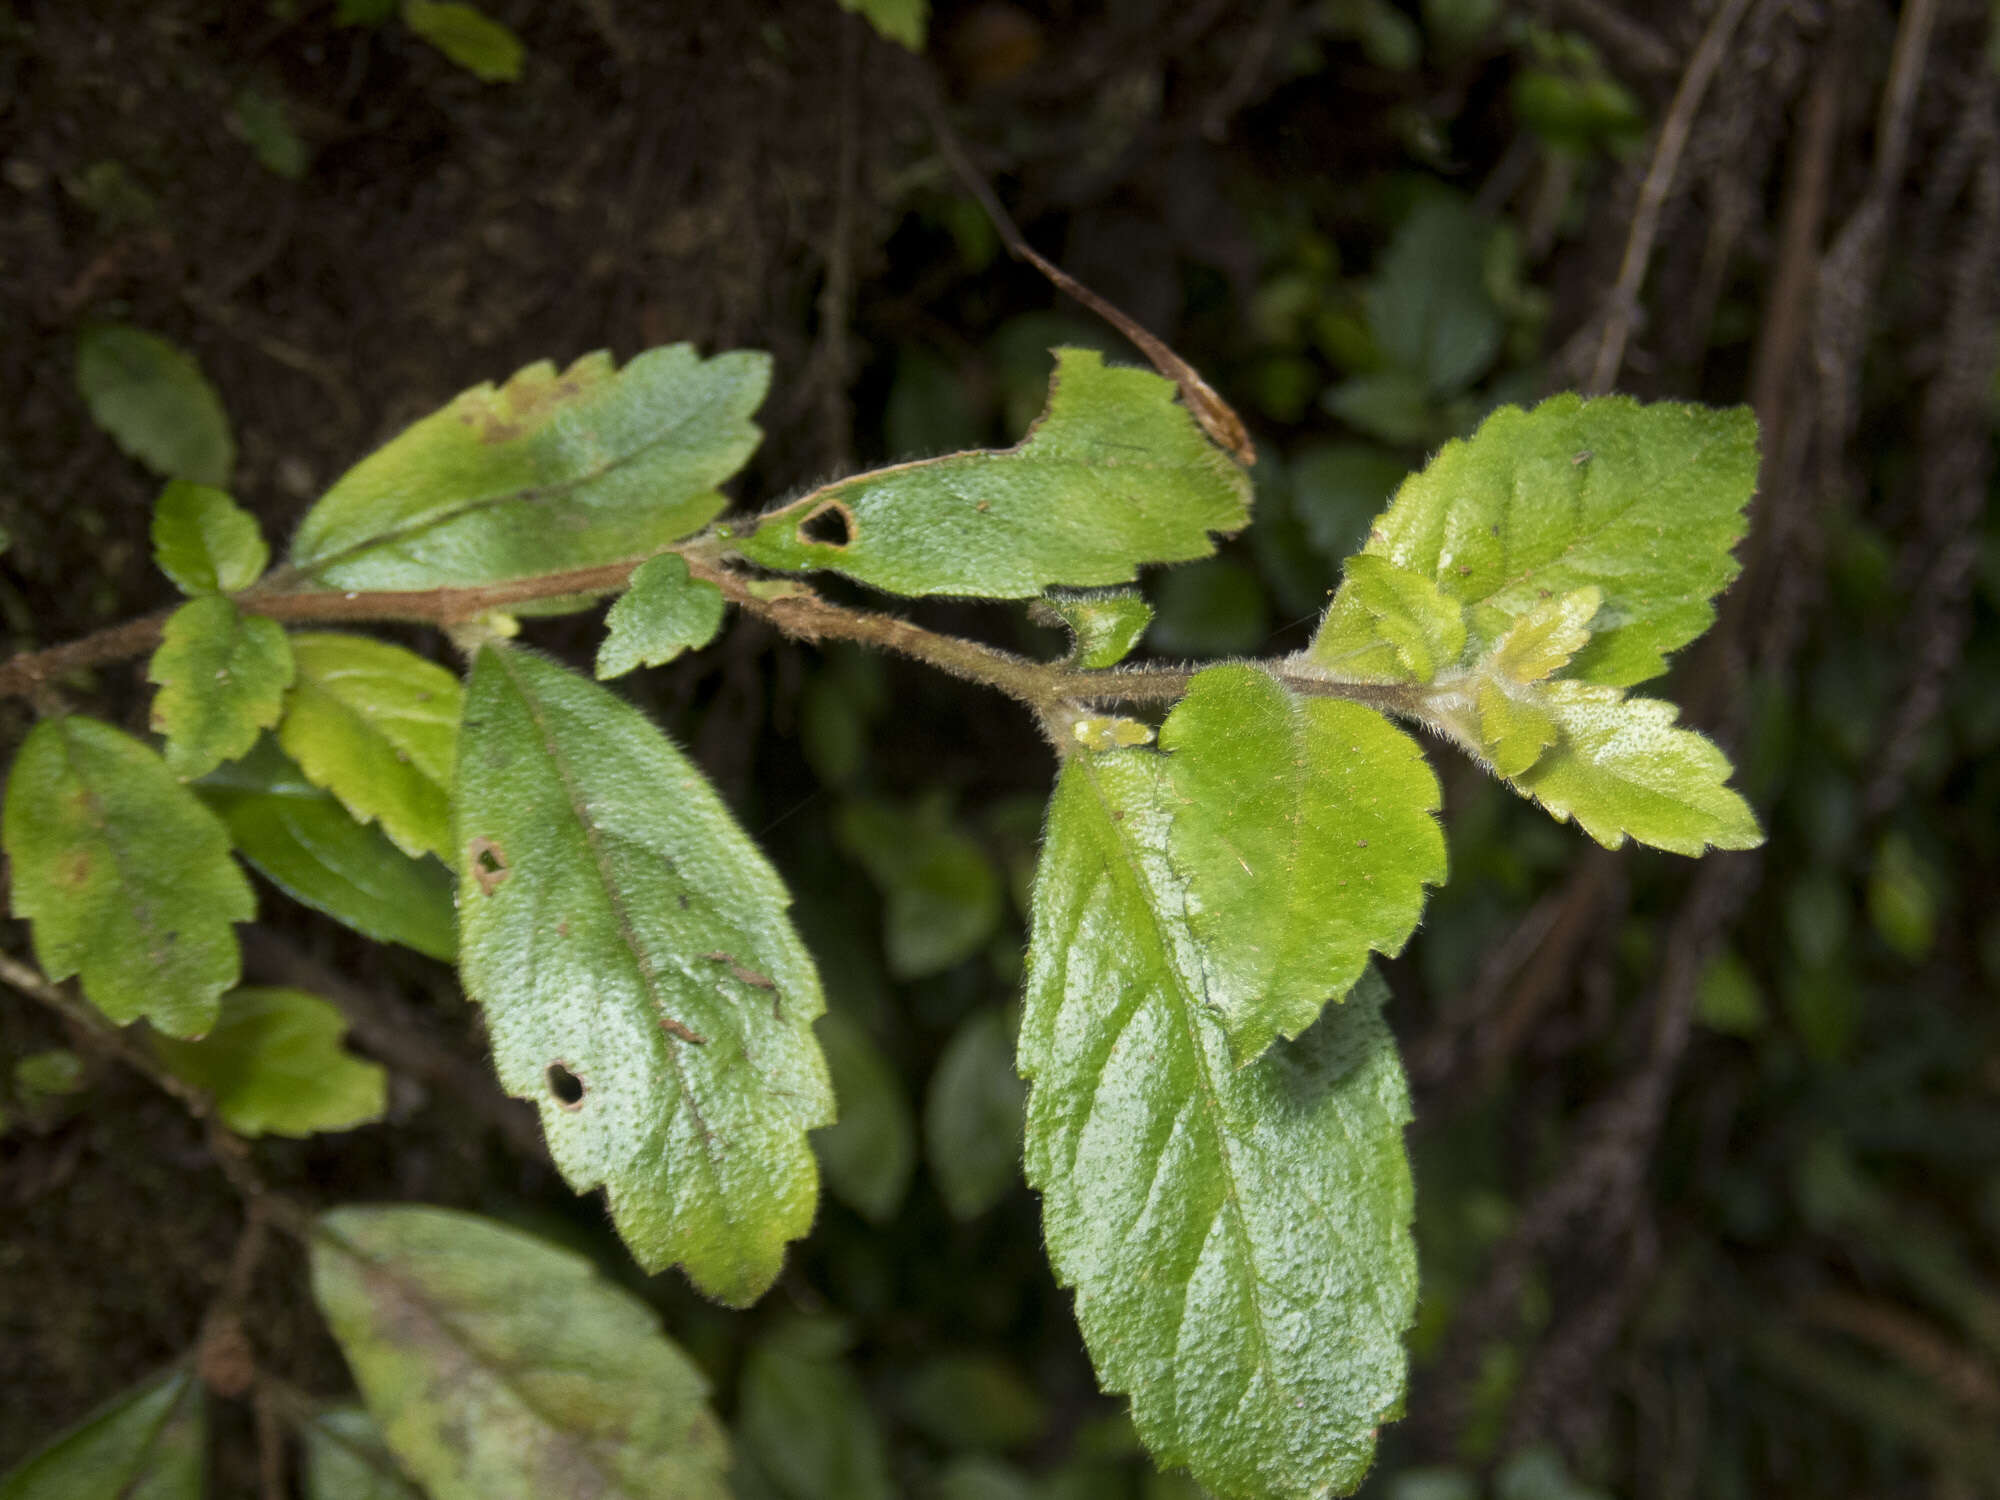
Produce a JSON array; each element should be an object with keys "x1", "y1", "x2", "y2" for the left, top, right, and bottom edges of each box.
[{"x1": 2, "y1": 0, "x2": 1997, "y2": 1494}]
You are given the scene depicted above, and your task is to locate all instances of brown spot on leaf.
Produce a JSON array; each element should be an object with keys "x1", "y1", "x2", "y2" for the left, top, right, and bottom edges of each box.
[
  {"x1": 56, "y1": 850, "x2": 92, "y2": 889},
  {"x1": 468, "y1": 837, "x2": 509, "y2": 895},
  {"x1": 660, "y1": 1016, "x2": 708, "y2": 1045},
  {"x1": 703, "y1": 951, "x2": 776, "y2": 990}
]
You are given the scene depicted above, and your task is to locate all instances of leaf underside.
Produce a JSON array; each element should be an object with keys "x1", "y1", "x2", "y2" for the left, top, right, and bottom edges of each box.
[
  {"x1": 311, "y1": 1205, "x2": 730, "y2": 1500},
  {"x1": 290, "y1": 344, "x2": 769, "y2": 592},
  {"x1": 735, "y1": 347, "x2": 1250, "y2": 598},
  {"x1": 1023, "y1": 750, "x2": 1417, "y2": 1500},
  {"x1": 3, "y1": 717, "x2": 252, "y2": 1038},
  {"x1": 455, "y1": 647, "x2": 833, "y2": 1305}
]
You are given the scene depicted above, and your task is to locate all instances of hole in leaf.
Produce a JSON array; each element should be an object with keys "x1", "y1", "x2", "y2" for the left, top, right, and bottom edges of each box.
[
  {"x1": 798, "y1": 502, "x2": 854, "y2": 548},
  {"x1": 546, "y1": 1062, "x2": 585, "y2": 1108},
  {"x1": 468, "y1": 836, "x2": 510, "y2": 895}
]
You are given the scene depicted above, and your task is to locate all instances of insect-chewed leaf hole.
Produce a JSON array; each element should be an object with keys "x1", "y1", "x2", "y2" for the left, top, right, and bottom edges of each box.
[
  {"x1": 798, "y1": 502, "x2": 854, "y2": 548},
  {"x1": 545, "y1": 1062, "x2": 585, "y2": 1109},
  {"x1": 468, "y1": 835, "x2": 510, "y2": 895}
]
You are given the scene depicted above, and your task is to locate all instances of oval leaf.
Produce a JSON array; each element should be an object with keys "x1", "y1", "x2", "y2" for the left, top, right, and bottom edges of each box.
[
  {"x1": 0, "y1": 1368, "x2": 204, "y2": 1500},
  {"x1": 815, "y1": 1010, "x2": 916, "y2": 1225},
  {"x1": 150, "y1": 987, "x2": 387, "y2": 1138},
  {"x1": 735, "y1": 348, "x2": 1250, "y2": 598},
  {"x1": 278, "y1": 633, "x2": 462, "y2": 862},
  {"x1": 305, "y1": 1407, "x2": 425, "y2": 1500},
  {"x1": 456, "y1": 647, "x2": 834, "y2": 1304},
  {"x1": 1022, "y1": 751, "x2": 1417, "y2": 1499},
  {"x1": 596, "y1": 552, "x2": 727, "y2": 679},
  {"x1": 1159, "y1": 664, "x2": 1445, "y2": 1064},
  {"x1": 75, "y1": 325, "x2": 234, "y2": 487},
  {"x1": 3, "y1": 717, "x2": 253, "y2": 1037},
  {"x1": 311, "y1": 1205, "x2": 730, "y2": 1500},
  {"x1": 1309, "y1": 395, "x2": 1758, "y2": 688},
  {"x1": 151, "y1": 481, "x2": 268, "y2": 595},
  {"x1": 402, "y1": 0, "x2": 526, "y2": 82},
  {"x1": 148, "y1": 597, "x2": 294, "y2": 780},
  {"x1": 291, "y1": 345, "x2": 769, "y2": 593}
]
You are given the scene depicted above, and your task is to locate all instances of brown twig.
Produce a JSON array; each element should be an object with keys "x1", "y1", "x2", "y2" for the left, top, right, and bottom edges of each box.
[{"x1": 1586, "y1": 0, "x2": 1755, "y2": 395}]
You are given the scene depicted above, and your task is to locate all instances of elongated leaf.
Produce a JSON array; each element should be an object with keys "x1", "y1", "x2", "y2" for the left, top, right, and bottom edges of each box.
[
  {"x1": 75, "y1": 325, "x2": 234, "y2": 486},
  {"x1": 306, "y1": 1407, "x2": 425, "y2": 1500},
  {"x1": 291, "y1": 346, "x2": 769, "y2": 591},
  {"x1": 734, "y1": 348, "x2": 1249, "y2": 598},
  {"x1": 596, "y1": 552, "x2": 726, "y2": 679},
  {"x1": 151, "y1": 481, "x2": 267, "y2": 594},
  {"x1": 278, "y1": 633, "x2": 461, "y2": 861},
  {"x1": 835, "y1": 0, "x2": 927, "y2": 50},
  {"x1": 0, "y1": 1368, "x2": 204, "y2": 1500},
  {"x1": 1309, "y1": 396, "x2": 1758, "y2": 687},
  {"x1": 1509, "y1": 684, "x2": 1762, "y2": 854},
  {"x1": 924, "y1": 1006, "x2": 1024, "y2": 1221},
  {"x1": 1159, "y1": 664, "x2": 1444, "y2": 1063},
  {"x1": 456, "y1": 647, "x2": 833, "y2": 1304},
  {"x1": 815, "y1": 1010, "x2": 916, "y2": 1224},
  {"x1": 402, "y1": 0, "x2": 525, "y2": 82},
  {"x1": 198, "y1": 740, "x2": 456, "y2": 960},
  {"x1": 1043, "y1": 588, "x2": 1154, "y2": 668},
  {"x1": 311, "y1": 1205, "x2": 730, "y2": 1499},
  {"x1": 148, "y1": 597, "x2": 294, "y2": 779},
  {"x1": 1307, "y1": 554, "x2": 1467, "y2": 683},
  {"x1": 3, "y1": 717, "x2": 252, "y2": 1037},
  {"x1": 1023, "y1": 751, "x2": 1417, "y2": 1500},
  {"x1": 150, "y1": 987, "x2": 387, "y2": 1137}
]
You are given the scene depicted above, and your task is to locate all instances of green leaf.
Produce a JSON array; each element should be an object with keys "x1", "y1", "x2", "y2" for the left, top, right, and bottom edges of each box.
[
  {"x1": 814, "y1": 1009, "x2": 916, "y2": 1224},
  {"x1": 147, "y1": 597, "x2": 294, "y2": 780},
  {"x1": 14, "y1": 1048, "x2": 86, "y2": 1101},
  {"x1": 197, "y1": 739, "x2": 456, "y2": 961},
  {"x1": 1867, "y1": 831, "x2": 1940, "y2": 961},
  {"x1": 1148, "y1": 556, "x2": 1271, "y2": 656},
  {"x1": 150, "y1": 987, "x2": 388, "y2": 1137},
  {"x1": 900, "y1": 1354, "x2": 1047, "y2": 1452},
  {"x1": 1487, "y1": 585, "x2": 1601, "y2": 683},
  {"x1": 3, "y1": 717, "x2": 253, "y2": 1037},
  {"x1": 1366, "y1": 196, "x2": 1503, "y2": 396},
  {"x1": 1323, "y1": 369, "x2": 1438, "y2": 446},
  {"x1": 735, "y1": 348, "x2": 1250, "y2": 598},
  {"x1": 1307, "y1": 554, "x2": 1467, "y2": 683},
  {"x1": 231, "y1": 86, "x2": 309, "y2": 179},
  {"x1": 1043, "y1": 588, "x2": 1154, "y2": 668},
  {"x1": 1508, "y1": 684, "x2": 1762, "y2": 854},
  {"x1": 1313, "y1": 396, "x2": 1758, "y2": 688},
  {"x1": 1022, "y1": 752, "x2": 1417, "y2": 1500},
  {"x1": 836, "y1": 797, "x2": 1004, "y2": 979},
  {"x1": 0, "y1": 1368, "x2": 204, "y2": 1500},
  {"x1": 1158, "y1": 664, "x2": 1445, "y2": 1064},
  {"x1": 736, "y1": 1334, "x2": 893, "y2": 1500},
  {"x1": 1290, "y1": 443, "x2": 1407, "y2": 560},
  {"x1": 151, "y1": 481, "x2": 268, "y2": 594},
  {"x1": 595, "y1": 553, "x2": 726, "y2": 679},
  {"x1": 456, "y1": 647, "x2": 833, "y2": 1304},
  {"x1": 311, "y1": 1205, "x2": 730, "y2": 1499},
  {"x1": 401, "y1": 0, "x2": 525, "y2": 81},
  {"x1": 834, "y1": 0, "x2": 928, "y2": 49},
  {"x1": 75, "y1": 326, "x2": 234, "y2": 487},
  {"x1": 291, "y1": 345, "x2": 769, "y2": 593},
  {"x1": 278, "y1": 633, "x2": 462, "y2": 862},
  {"x1": 1474, "y1": 679, "x2": 1558, "y2": 778},
  {"x1": 924, "y1": 1006, "x2": 1025, "y2": 1221},
  {"x1": 305, "y1": 1407, "x2": 426, "y2": 1500}
]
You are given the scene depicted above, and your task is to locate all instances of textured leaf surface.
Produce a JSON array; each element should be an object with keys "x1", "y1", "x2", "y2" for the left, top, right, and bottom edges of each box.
[
  {"x1": 1307, "y1": 554, "x2": 1467, "y2": 683},
  {"x1": 75, "y1": 325, "x2": 233, "y2": 486},
  {"x1": 278, "y1": 633, "x2": 461, "y2": 861},
  {"x1": 1310, "y1": 396, "x2": 1757, "y2": 687},
  {"x1": 305, "y1": 1408, "x2": 425, "y2": 1500},
  {"x1": 815, "y1": 1010, "x2": 916, "y2": 1224},
  {"x1": 151, "y1": 987, "x2": 388, "y2": 1137},
  {"x1": 925, "y1": 1006, "x2": 1024, "y2": 1220},
  {"x1": 1509, "y1": 684, "x2": 1762, "y2": 854},
  {"x1": 734, "y1": 349, "x2": 1249, "y2": 598},
  {"x1": 1475, "y1": 680, "x2": 1558, "y2": 779},
  {"x1": 151, "y1": 481, "x2": 267, "y2": 594},
  {"x1": 148, "y1": 597, "x2": 294, "y2": 779},
  {"x1": 1044, "y1": 588, "x2": 1154, "y2": 668},
  {"x1": 198, "y1": 740, "x2": 456, "y2": 960},
  {"x1": 0, "y1": 1368, "x2": 203, "y2": 1500},
  {"x1": 402, "y1": 0, "x2": 525, "y2": 81},
  {"x1": 1023, "y1": 751, "x2": 1417, "y2": 1499},
  {"x1": 456, "y1": 647, "x2": 833, "y2": 1303},
  {"x1": 311, "y1": 1205, "x2": 730, "y2": 1499},
  {"x1": 3, "y1": 717, "x2": 252, "y2": 1037},
  {"x1": 1159, "y1": 664, "x2": 1445, "y2": 1063},
  {"x1": 1488, "y1": 585, "x2": 1601, "y2": 683},
  {"x1": 291, "y1": 345, "x2": 768, "y2": 591},
  {"x1": 596, "y1": 552, "x2": 726, "y2": 679}
]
